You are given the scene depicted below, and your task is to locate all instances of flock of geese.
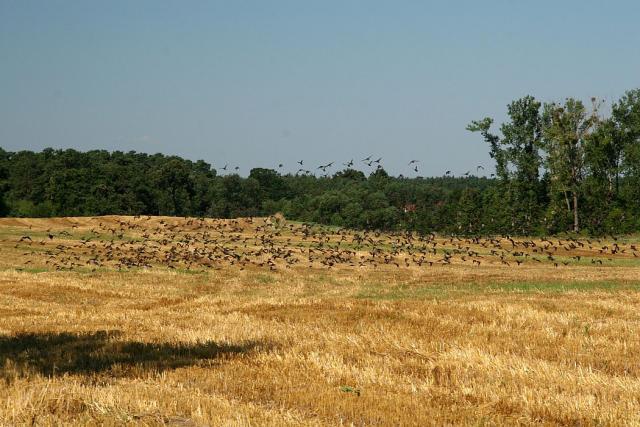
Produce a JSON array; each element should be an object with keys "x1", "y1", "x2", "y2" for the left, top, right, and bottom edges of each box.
[
  {"x1": 217, "y1": 157, "x2": 490, "y2": 178},
  {"x1": 8, "y1": 216, "x2": 638, "y2": 273}
]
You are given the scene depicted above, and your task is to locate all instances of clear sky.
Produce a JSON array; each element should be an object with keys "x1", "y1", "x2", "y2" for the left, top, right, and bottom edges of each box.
[{"x1": 1, "y1": 1, "x2": 639, "y2": 176}]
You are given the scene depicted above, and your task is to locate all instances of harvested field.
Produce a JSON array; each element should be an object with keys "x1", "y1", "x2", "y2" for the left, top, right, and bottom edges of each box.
[{"x1": 1, "y1": 216, "x2": 640, "y2": 426}]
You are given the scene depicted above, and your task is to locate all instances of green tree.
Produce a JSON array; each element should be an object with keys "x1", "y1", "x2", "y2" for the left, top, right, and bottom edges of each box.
[
  {"x1": 333, "y1": 169, "x2": 366, "y2": 181},
  {"x1": 468, "y1": 96, "x2": 544, "y2": 234},
  {"x1": 582, "y1": 118, "x2": 625, "y2": 231},
  {"x1": 542, "y1": 98, "x2": 599, "y2": 232},
  {"x1": 249, "y1": 168, "x2": 288, "y2": 204},
  {"x1": 584, "y1": 118, "x2": 623, "y2": 200},
  {"x1": 153, "y1": 158, "x2": 193, "y2": 216},
  {"x1": 612, "y1": 89, "x2": 640, "y2": 215},
  {"x1": 456, "y1": 187, "x2": 481, "y2": 234}
]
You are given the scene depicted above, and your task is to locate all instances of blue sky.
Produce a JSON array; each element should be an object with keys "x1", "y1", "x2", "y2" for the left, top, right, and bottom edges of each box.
[{"x1": 1, "y1": 1, "x2": 639, "y2": 176}]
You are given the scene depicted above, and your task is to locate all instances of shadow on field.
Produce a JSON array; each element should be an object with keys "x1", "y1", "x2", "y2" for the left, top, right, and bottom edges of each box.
[{"x1": 0, "y1": 330, "x2": 261, "y2": 380}]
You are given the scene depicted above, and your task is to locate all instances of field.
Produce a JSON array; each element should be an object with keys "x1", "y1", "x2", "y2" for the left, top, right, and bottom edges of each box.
[{"x1": 1, "y1": 216, "x2": 640, "y2": 426}]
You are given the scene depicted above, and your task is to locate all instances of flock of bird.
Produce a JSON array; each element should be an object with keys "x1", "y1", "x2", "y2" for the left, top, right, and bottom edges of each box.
[
  {"x1": 5, "y1": 216, "x2": 638, "y2": 273},
  {"x1": 215, "y1": 157, "x2": 491, "y2": 178}
]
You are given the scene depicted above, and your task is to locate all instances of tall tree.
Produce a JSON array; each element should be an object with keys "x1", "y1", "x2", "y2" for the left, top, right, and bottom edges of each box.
[
  {"x1": 582, "y1": 118, "x2": 624, "y2": 231},
  {"x1": 0, "y1": 148, "x2": 7, "y2": 216},
  {"x1": 584, "y1": 118, "x2": 623, "y2": 200},
  {"x1": 542, "y1": 98, "x2": 600, "y2": 232},
  {"x1": 467, "y1": 96, "x2": 543, "y2": 234},
  {"x1": 612, "y1": 89, "x2": 640, "y2": 213},
  {"x1": 153, "y1": 158, "x2": 193, "y2": 216}
]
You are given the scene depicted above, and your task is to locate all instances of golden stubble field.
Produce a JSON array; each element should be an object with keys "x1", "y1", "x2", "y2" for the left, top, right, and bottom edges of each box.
[{"x1": 1, "y1": 216, "x2": 640, "y2": 426}]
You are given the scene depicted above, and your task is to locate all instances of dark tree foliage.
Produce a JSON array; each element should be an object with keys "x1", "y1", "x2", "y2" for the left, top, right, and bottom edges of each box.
[
  {"x1": 0, "y1": 89, "x2": 638, "y2": 235},
  {"x1": 0, "y1": 148, "x2": 498, "y2": 233},
  {"x1": 0, "y1": 147, "x2": 8, "y2": 216},
  {"x1": 468, "y1": 96, "x2": 545, "y2": 234}
]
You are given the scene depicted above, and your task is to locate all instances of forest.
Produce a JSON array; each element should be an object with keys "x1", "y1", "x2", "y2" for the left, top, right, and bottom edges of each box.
[{"x1": 0, "y1": 89, "x2": 639, "y2": 236}]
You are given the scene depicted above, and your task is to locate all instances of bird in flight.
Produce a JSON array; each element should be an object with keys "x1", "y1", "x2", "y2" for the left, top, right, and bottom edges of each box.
[
  {"x1": 317, "y1": 162, "x2": 334, "y2": 172},
  {"x1": 343, "y1": 159, "x2": 354, "y2": 167},
  {"x1": 361, "y1": 155, "x2": 372, "y2": 162},
  {"x1": 408, "y1": 160, "x2": 419, "y2": 165},
  {"x1": 297, "y1": 160, "x2": 304, "y2": 165}
]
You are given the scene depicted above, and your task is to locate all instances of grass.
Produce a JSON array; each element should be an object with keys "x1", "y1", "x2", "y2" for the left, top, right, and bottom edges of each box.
[
  {"x1": 354, "y1": 279, "x2": 640, "y2": 301},
  {"x1": 487, "y1": 279, "x2": 640, "y2": 293},
  {"x1": 1, "y1": 216, "x2": 640, "y2": 425},
  {"x1": 356, "y1": 282, "x2": 451, "y2": 300},
  {"x1": 253, "y1": 273, "x2": 277, "y2": 284}
]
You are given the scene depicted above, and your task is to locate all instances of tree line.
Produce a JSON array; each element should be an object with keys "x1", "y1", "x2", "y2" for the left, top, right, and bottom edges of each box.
[
  {"x1": 0, "y1": 89, "x2": 638, "y2": 235},
  {"x1": 468, "y1": 88, "x2": 640, "y2": 235}
]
